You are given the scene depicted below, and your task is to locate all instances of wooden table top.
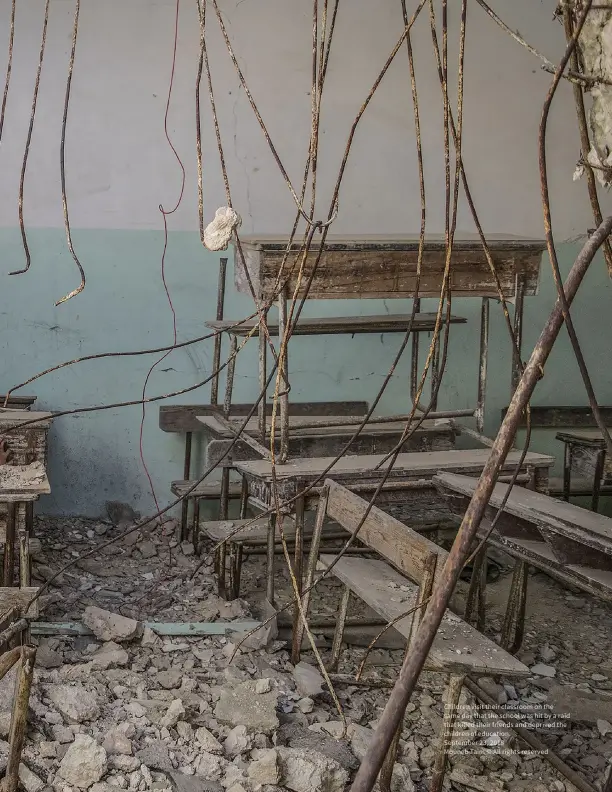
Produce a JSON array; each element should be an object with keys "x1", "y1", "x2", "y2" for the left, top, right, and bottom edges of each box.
[{"x1": 235, "y1": 448, "x2": 555, "y2": 482}]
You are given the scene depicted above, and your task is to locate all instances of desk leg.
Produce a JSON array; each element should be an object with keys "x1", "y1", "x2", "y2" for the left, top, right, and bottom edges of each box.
[
  {"x1": 219, "y1": 467, "x2": 230, "y2": 520},
  {"x1": 278, "y1": 290, "x2": 289, "y2": 464},
  {"x1": 292, "y1": 487, "x2": 329, "y2": 664},
  {"x1": 592, "y1": 449, "x2": 606, "y2": 512},
  {"x1": 266, "y1": 513, "x2": 277, "y2": 606},
  {"x1": 563, "y1": 442, "x2": 573, "y2": 502},
  {"x1": 180, "y1": 431, "x2": 192, "y2": 542},
  {"x1": 239, "y1": 475, "x2": 248, "y2": 519},
  {"x1": 3, "y1": 504, "x2": 16, "y2": 587},
  {"x1": 192, "y1": 499, "x2": 201, "y2": 556},
  {"x1": 501, "y1": 559, "x2": 528, "y2": 654},
  {"x1": 259, "y1": 309, "x2": 268, "y2": 440},
  {"x1": 429, "y1": 674, "x2": 466, "y2": 792},
  {"x1": 329, "y1": 585, "x2": 350, "y2": 672},
  {"x1": 464, "y1": 545, "x2": 487, "y2": 632},
  {"x1": 290, "y1": 492, "x2": 306, "y2": 664}
]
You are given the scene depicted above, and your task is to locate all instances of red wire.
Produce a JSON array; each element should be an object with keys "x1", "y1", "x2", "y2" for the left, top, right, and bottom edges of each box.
[{"x1": 139, "y1": 0, "x2": 185, "y2": 522}]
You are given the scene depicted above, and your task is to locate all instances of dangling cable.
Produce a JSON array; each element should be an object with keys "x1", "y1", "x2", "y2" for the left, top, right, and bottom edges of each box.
[
  {"x1": 10, "y1": 0, "x2": 50, "y2": 276},
  {"x1": 56, "y1": 0, "x2": 86, "y2": 306},
  {"x1": 0, "y1": 0, "x2": 16, "y2": 144}
]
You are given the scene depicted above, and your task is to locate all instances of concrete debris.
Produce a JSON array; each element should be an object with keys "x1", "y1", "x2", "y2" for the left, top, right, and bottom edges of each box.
[
  {"x1": 223, "y1": 725, "x2": 253, "y2": 757},
  {"x1": 17, "y1": 513, "x2": 612, "y2": 792},
  {"x1": 530, "y1": 663, "x2": 557, "y2": 678},
  {"x1": 46, "y1": 683, "x2": 100, "y2": 723},
  {"x1": 277, "y1": 747, "x2": 348, "y2": 792},
  {"x1": 292, "y1": 661, "x2": 325, "y2": 697},
  {"x1": 167, "y1": 773, "x2": 223, "y2": 792},
  {"x1": 248, "y1": 748, "x2": 279, "y2": 786},
  {"x1": 19, "y1": 763, "x2": 45, "y2": 792},
  {"x1": 136, "y1": 741, "x2": 174, "y2": 772},
  {"x1": 195, "y1": 727, "x2": 224, "y2": 756},
  {"x1": 83, "y1": 607, "x2": 142, "y2": 643},
  {"x1": 92, "y1": 641, "x2": 130, "y2": 670},
  {"x1": 59, "y1": 734, "x2": 108, "y2": 788},
  {"x1": 214, "y1": 681, "x2": 279, "y2": 734}
]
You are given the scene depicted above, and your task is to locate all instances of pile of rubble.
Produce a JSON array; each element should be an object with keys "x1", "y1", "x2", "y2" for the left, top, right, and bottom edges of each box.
[{"x1": 13, "y1": 513, "x2": 612, "y2": 792}]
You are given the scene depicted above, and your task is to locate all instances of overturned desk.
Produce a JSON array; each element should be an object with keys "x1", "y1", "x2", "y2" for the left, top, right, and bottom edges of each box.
[{"x1": 234, "y1": 447, "x2": 554, "y2": 603}]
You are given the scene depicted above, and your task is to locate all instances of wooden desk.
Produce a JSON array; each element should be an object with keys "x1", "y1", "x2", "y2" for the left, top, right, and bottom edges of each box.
[{"x1": 234, "y1": 448, "x2": 554, "y2": 604}]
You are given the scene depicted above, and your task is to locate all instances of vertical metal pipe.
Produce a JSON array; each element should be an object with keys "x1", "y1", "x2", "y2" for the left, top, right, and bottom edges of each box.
[
  {"x1": 563, "y1": 442, "x2": 573, "y2": 502},
  {"x1": 18, "y1": 525, "x2": 30, "y2": 588},
  {"x1": 476, "y1": 297, "x2": 490, "y2": 434},
  {"x1": 511, "y1": 275, "x2": 526, "y2": 393},
  {"x1": 223, "y1": 335, "x2": 238, "y2": 418},
  {"x1": 278, "y1": 290, "x2": 289, "y2": 463},
  {"x1": 430, "y1": 330, "x2": 441, "y2": 411},
  {"x1": 3, "y1": 503, "x2": 16, "y2": 587},
  {"x1": 349, "y1": 216, "x2": 612, "y2": 792},
  {"x1": 259, "y1": 308, "x2": 268, "y2": 440},
  {"x1": 239, "y1": 475, "x2": 249, "y2": 519},
  {"x1": 210, "y1": 257, "x2": 228, "y2": 405}
]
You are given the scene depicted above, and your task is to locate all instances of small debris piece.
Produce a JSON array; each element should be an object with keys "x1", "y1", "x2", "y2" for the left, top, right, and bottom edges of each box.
[
  {"x1": 597, "y1": 718, "x2": 612, "y2": 736},
  {"x1": 248, "y1": 749, "x2": 279, "y2": 786},
  {"x1": 224, "y1": 725, "x2": 252, "y2": 757},
  {"x1": 47, "y1": 683, "x2": 100, "y2": 723},
  {"x1": 136, "y1": 741, "x2": 174, "y2": 773},
  {"x1": 82, "y1": 606, "x2": 142, "y2": 642},
  {"x1": 103, "y1": 724, "x2": 133, "y2": 755},
  {"x1": 194, "y1": 727, "x2": 223, "y2": 756},
  {"x1": 19, "y1": 764, "x2": 44, "y2": 792},
  {"x1": 92, "y1": 641, "x2": 129, "y2": 670},
  {"x1": 168, "y1": 774, "x2": 223, "y2": 792},
  {"x1": 530, "y1": 663, "x2": 556, "y2": 678},
  {"x1": 159, "y1": 699, "x2": 185, "y2": 729},
  {"x1": 255, "y1": 678, "x2": 272, "y2": 694},
  {"x1": 35, "y1": 642, "x2": 63, "y2": 669},
  {"x1": 277, "y1": 747, "x2": 348, "y2": 792},
  {"x1": 203, "y1": 207, "x2": 242, "y2": 251},
  {"x1": 214, "y1": 681, "x2": 279, "y2": 734},
  {"x1": 59, "y1": 734, "x2": 108, "y2": 788},
  {"x1": 157, "y1": 669, "x2": 182, "y2": 690},
  {"x1": 292, "y1": 661, "x2": 324, "y2": 697}
]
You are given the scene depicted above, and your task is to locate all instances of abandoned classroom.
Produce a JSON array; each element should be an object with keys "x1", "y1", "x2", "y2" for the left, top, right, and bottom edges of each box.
[{"x1": 1, "y1": 1, "x2": 612, "y2": 792}]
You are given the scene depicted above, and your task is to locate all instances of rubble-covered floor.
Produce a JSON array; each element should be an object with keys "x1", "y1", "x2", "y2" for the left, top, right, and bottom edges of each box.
[{"x1": 3, "y1": 513, "x2": 612, "y2": 792}]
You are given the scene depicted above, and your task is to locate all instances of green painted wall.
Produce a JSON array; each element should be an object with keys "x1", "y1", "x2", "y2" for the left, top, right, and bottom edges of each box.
[{"x1": 1, "y1": 227, "x2": 610, "y2": 516}]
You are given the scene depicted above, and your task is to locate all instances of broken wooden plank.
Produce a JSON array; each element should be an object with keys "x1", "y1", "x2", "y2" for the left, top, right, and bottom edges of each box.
[
  {"x1": 0, "y1": 589, "x2": 38, "y2": 619},
  {"x1": 159, "y1": 401, "x2": 369, "y2": 433},
  {"x1": 205, "y1": 313, "x2": 467, "y2": 337},
  {"x1": 235, "y1": 234, "x2": 545, "y2": 300},
  {"x1": 317, "y1": 554, "x2": 529, "y2": 677}
]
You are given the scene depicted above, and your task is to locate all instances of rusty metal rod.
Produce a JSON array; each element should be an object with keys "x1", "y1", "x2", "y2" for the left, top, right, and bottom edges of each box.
[
  {"x1": 349, "y1": 216, "x2": 612, "y2": 792},
  {"x1": 475, "y1": 297, "x2": 489, "y2": 434}
]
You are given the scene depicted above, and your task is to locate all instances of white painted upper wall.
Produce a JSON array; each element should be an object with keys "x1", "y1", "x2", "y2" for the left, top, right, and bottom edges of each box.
[{"x1": 0, "y1": 0, "x2": 610, "y2": 240}]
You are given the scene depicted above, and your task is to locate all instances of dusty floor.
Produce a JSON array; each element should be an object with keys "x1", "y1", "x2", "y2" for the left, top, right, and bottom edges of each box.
[{"x1": 7, "y1": 513, "x2": 612, "y2": 792}]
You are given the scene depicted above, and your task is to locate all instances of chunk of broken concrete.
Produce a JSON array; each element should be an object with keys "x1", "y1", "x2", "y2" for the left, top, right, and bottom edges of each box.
[
  {"x1": 92, "y1": 641, "x2": 129, "y2": 670},
  {"x1": 160, "y1": 699, "x2": 185, "y2": 729},
  {"x1": 530, "y1": 663, "x2": 556, "y2": 678},
  {"x1": 248, "y1": 748, "x2": 279, "y2": 786},
  {"x1": 83, "y1": 606, "x2": 142, "y2": 642},
  {"x1": 18, "y1": 763, "x2": 45, "y2": 792},
  {"x1": 195, "y1": 726, "x2": 223, "y2": 755},
  {"x1": 292, "y1": 661, "x2": 324, "y2": 697},
  {"x1": 167, "y1": 773, "x2": 223, "y2": 792},
  {"x1": 59, "y1": 734, "x2": 107, "y2": 788},
  {"x1": 103, "y1": 724, "x2": 133, "y2": 755},
  {"x1": 277, "y1": 747, "x2": 348, "y2": 792},
  {"x1": 214, "y1": 680, "x2": 279, "y2": 734},
  {"x1": 224, "y1": 725, "x2": 252, "y2": 757},
  {"x1": 46, "y1": 684, "x2": 100, "y2": 723},
  {"x1": 137, "y1": 741, "x2": 174, "y2": 773},
  {"x1": 35, "y1": 642, "x2": 63, "y2": 669}
]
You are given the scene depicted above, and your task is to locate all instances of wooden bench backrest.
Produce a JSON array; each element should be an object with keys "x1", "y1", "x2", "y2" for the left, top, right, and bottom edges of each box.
[{"x1": 324, "y1": 478, "x2": 448, "y2": 588}]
